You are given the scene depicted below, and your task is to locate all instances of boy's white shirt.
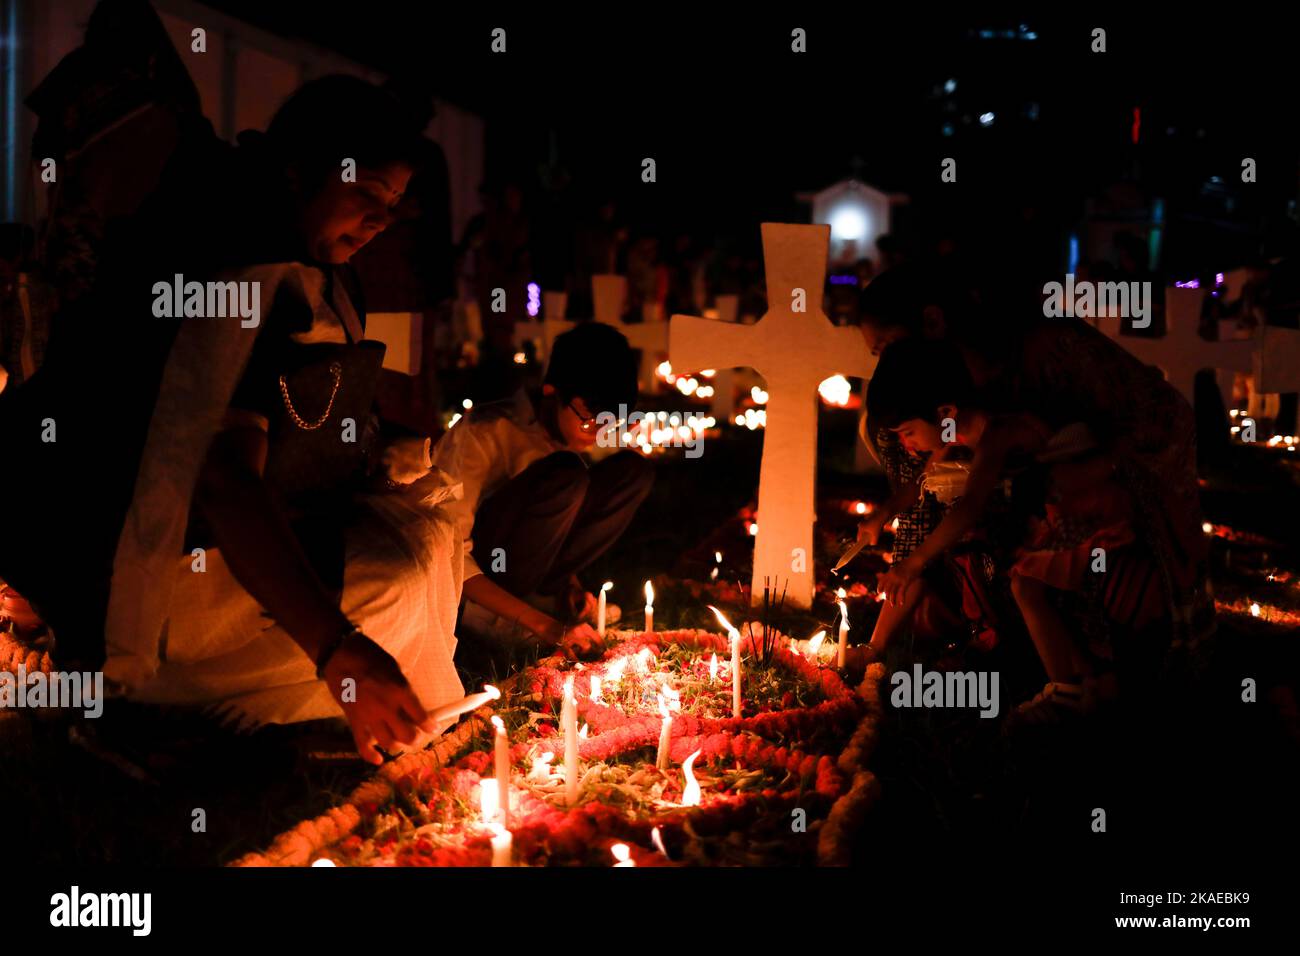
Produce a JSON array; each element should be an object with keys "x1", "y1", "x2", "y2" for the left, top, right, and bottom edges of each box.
[{"x1": 430, "y1": 388, "x2": 568, "y2": 581}]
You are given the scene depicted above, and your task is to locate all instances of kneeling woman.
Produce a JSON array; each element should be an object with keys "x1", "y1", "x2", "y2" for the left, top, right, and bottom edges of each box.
[
  {"x1": 874, "y1": 339, "x2": 1171, "y2": 722},
  {"x1": 14, "y1": 78, "x2": 464, "y2": 763}
]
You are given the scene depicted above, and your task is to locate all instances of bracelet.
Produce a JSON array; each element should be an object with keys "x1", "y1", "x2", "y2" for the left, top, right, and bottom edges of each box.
[{"x1": 316, "y1": 622, "x2": 363, "y2": 679}]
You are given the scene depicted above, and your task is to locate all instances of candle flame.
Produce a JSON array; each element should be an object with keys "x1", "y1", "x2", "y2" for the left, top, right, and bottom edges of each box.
[
  {"x1": 601, "y1": 581, "x2": 613, "y2": 593},
  {"x1": 714, "y1": 551, "x2": 723, "y2": 564},
  {"x1": 491, "y1": 715, "x2": 505, "y2": 733},
  {"x1": 707, "y1": 604, "x2": 739, "y2": 636},
  {"x1": 311, "y1": 858, "x2": 336, "y2": 867},
  {"x1": 1250, "y1": 602, "x2": 1261, "y2": 617},
  {"x1": 681, "y1": 749, "x2": 703, "y2": 807},
  {"x1": 611, "y1": 843, "x2": 633, "y2": 866},
  {"x1": 651, "y1": 826, "x2": 670, "y2": 859},
  {"x1": 644, "y1": 580, "x2": 654, "y2": 607},
  {"x1": 709, "y1": 653, "x2": 718, "y2": 681},
  {"x1": 836, "y1": 586, "x2": 846, "y2": 599},
  {"x1": 484, "y1": 684, "x2": 502, "y2": 700},
  {"x1": 564, "y1": 674, "x2": 575, "y2": 705},
  {"x1": 807, "y1": 630, "x2": 826, "y2": 657},
  {"x1": 838, "y1": 600, "x2": 851, "y2": 632}
]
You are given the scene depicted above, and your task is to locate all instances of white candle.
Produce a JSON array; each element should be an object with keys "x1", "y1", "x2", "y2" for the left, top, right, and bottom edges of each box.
[
  {"x1": 597, "y1": 581, "x2": 613, "y2": 636},
  {"x1": 656, "y1": 693, "x2": 672, "y2": 770},
  {"x1": 732, "y1": 630, "x2": 742, "y2": 719},
  {"x1": 489, "y1": 824, "x2": 513, "y2": 867},
  {"x1": 707, "y1": 606, "x2": 743, "y2": 719},
  {"x1": 562, "y1": 675, "x2": 579, "y2": 806},
  {"x1": 491, "y1": 715, "x2": 510, "y2": 829},
  {"x1": 479, "y1": 778, "x2": 499, "y2": 821},
  {"x1": 644, "y1": 580, "x2": 654, "y2": 633},
  {"x1": 837, "y1": 593, "x2": 850, "y2": 669},
  {"x1": 429, "y1": 684, "x2": 501, "y2": 725},
  {"x1": 590, "y1": 676, "x2": 602, "y2": 703}
]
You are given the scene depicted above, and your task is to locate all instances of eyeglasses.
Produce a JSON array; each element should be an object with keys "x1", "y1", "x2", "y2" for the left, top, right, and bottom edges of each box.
[{"x1": 566, "y1": 398, "x2": 599, "y2": 432}]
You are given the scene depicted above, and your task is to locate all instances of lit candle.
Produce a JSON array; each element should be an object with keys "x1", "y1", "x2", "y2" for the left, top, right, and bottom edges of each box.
[
  {"x1": 708, "y1": 605, "x2": 742, "y2": 718},
  {"x1": 732, "y1": 630, "x2": 742, "y2": 718},
  {"x1": 1250, "y1": 602, "x2": 1261, "y2": 617},
  {"x1": 491, "y1": 715, "x2": 510, "y2": 829},
  {"x1": 709, "y1": 605, "x2": 742, "y2": 718},
  {"x1": 597, "y1": 581, "x2": 613, "y2": 636},
  {"x1": 837, "y1": 591, "x2": 850, "y2": 669},
  {"x1": 709, "y1": 653, "x2": 718, "y2": 682},
  {"x1": 611, "y1": 843, "x2": 636, "y2": 867},
  {"x1": 489, "y1": 824, "x2": 513, "y2": 867},
  {"x1": 656, "y1": 692, "x2": 673, "y2": 770},
  {"x1": 429, "y1": 684, "x2": 501, "y2": 725},
  {"x1": 644, "y1": 580, "x2": 655, "y2": 633},
  {"x1": 562, "y1": 675, "x2": 579, "y2": 806}
]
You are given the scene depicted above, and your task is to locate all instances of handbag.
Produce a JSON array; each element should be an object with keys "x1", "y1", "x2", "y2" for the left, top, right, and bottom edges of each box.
[{"x1": 263, "y1": 339, "x2": 387, "y2": 504}]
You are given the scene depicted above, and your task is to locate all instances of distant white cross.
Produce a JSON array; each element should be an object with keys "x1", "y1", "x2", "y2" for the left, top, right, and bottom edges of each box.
[
  {"x1": 670, "y1": 223, "x2": 875, "y2": 608},
  {"x1": 538, "y1": 276, "x2": 669, "y2": 392},
  {"x1": 1096, "y1": 286, "x2": 1254, "y2": 406}
]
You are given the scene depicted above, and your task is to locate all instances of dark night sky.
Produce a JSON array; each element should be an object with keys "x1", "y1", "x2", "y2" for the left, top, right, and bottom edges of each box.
[{"x1": 197, "y1": 5, "x2": 1300, "y2": 264}]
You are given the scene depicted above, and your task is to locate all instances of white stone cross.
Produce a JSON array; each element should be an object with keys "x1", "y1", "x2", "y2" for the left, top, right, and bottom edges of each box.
[
  {"x1": 593, "y1": 275, "x2": 670, "y2": 391},
  {"x1": 539, "y1": 276, "x2": 670, "y2": 392},
  {"x1": 1256, "y1": 325, "x2": 1300, "y2": 395},
  {"x1": 670, "y1": 223, "x2": 875, "y2": 608},
  {"x1": 1096, "y1": 286, "x2": 1256, "y2": 407}
]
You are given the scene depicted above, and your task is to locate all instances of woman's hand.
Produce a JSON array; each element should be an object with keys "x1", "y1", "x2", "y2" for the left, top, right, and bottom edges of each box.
[
  {"x1": 321, "y1": 632, "x2": 434, "y2": 765},
  {"x1": 878, "y1": 555, "x2": 925, "y2": 606}
]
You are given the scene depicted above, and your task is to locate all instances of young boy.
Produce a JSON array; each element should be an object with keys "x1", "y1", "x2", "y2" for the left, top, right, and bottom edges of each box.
[{"x1": 433, "y1": 322, "x2": 654, "y2": 659}]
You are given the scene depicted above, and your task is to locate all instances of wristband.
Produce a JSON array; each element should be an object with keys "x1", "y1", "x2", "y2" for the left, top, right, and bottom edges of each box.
[{"x1": 316, "y1": 622, "x2": 362, "y2": 679}]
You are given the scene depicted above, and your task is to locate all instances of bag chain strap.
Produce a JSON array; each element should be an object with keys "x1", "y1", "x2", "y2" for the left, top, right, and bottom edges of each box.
[{"x1": 278, "y1": 361, "x2": 343, "y2": 431}]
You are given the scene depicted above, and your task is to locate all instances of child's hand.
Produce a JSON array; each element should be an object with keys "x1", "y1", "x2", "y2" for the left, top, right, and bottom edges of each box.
[
  {"x1": 857, "y1": 515, "x2": 885, "y2": 547},
  {"x1": 879, "y1": 556, "x2": 924, "y2": 605},
  {"x1": 557, "y1": 624, "x2": 603, "y2": 661}
]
